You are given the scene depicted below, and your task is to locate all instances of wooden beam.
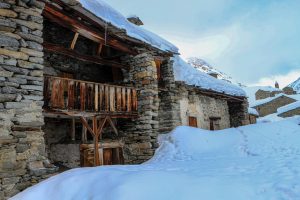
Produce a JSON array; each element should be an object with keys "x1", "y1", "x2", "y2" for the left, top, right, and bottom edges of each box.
[
  {"x1": 80, "y1": 117, "x2": 95, "y2": 137},
  {"x1": 70, "y1": 32, "x2": 79, "y2": 50},
  {"x1": 43, "y1": 3, "x2": 137, "y2": 55},
  {"x1": 93, "y1": 116, "x2": 100, "y2": 166},
  {"x1": 96, "y1": 43, "x2": 103, "y2": 56},
  {"x1": 44, "y1": 42, "x2": 129, "y2": 70},
  {"x1": 107, "y1": 117, "x2": 118, "y2": 135}
]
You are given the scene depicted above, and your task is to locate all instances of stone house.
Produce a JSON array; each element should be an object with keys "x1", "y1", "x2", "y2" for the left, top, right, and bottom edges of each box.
[
  {"x1": 277, "y1": 101, "x2": 300, "y2": 118},
  {"x1": 282, "y1": 86, "x2": 296, "y2": 95},
  {"x1": 252, "y1": 94, "x2": 297, "y2": 117},
  {"x1": 0, "y1": 0, "x2": 249, "y2": 198},
  {"x1": 255, "y1": 88, "x2": 282, "y2": 100}
]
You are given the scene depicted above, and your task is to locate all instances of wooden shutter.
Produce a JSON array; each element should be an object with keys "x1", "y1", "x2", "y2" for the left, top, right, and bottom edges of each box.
[{"x1": 188, "y1": 117, "x2": 198, "y2": 128}]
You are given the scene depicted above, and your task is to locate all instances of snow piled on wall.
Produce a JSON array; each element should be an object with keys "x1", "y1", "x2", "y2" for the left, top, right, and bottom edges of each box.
[
  {"x1": 11, "y1": 117, "x2": 300, "y2": 200},
  {"x1": 277, "y1": 101, "x2": 300, "y2": 115},
  {"x1": 172, "y1": 56, "x2": 246, "y2": 97},
  {"x1": 79, "y1": 0, "x2": 178, "y2": 53}
]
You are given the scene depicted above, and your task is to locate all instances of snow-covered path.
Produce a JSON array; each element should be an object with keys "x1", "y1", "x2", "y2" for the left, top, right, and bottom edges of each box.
[{"x1": 11, "y1": 117, "x2": 300, "y2": 200}]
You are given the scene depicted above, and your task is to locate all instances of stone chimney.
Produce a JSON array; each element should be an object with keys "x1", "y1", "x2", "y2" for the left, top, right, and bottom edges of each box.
[
  {"x1": 127, "y1": 15, "x2": 144, "y2": 26},
  {"x1": 275, "y1": 81, "x2": 279, "y2": 89}
]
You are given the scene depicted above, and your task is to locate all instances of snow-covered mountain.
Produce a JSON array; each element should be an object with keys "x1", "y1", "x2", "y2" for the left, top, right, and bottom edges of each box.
[
  {"x1": 187, "y1": 57, "x2": 244, "y2": 87},
  {"x1": 288, "y1": 77, "x2": 300, "y2": 93}
]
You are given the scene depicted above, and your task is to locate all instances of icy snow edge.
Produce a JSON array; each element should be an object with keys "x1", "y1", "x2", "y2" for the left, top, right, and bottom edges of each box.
[
  {"x1": 79, "y1": 0, "x2": 178, "y2": 53},
  {"x1": 277, "y1": 101, "x2": 300, "y2": 115},
  {"x1": 172, "y1": 56, "x2": 246, "y2": 97}
]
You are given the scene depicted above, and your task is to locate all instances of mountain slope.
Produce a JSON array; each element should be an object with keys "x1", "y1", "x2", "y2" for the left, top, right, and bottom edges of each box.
[
  {"x1": 288, "y1": 77, "x2": 300, "y2": 93},
  {"x1": 187, "y1": 57, "x2": 243, "y2": 87}
]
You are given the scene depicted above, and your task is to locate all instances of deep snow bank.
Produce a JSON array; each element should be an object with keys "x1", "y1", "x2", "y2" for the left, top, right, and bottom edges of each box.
[{"x1": 11, "y1": 118, "x2": 300, "y2": 200}]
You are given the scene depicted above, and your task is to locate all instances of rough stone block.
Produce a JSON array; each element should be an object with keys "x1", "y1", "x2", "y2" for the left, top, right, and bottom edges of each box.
[{"x1": 0, "y1": 48, "x2": 28, "y2": 60}]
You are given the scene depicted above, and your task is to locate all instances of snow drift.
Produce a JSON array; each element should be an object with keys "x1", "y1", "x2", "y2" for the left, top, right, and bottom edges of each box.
[{"x1": 11, "y1": 117, "x2": 300, "y2": 200}]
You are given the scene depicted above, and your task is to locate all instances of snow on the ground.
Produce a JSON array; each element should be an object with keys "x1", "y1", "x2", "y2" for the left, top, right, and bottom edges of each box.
[
  {"x1": 257, "y1": 113, "x2": 285, "y2": 123},
  {"x1": 243, "y1": 86, "x2": 282, "y2": 106},
  {"x1": 172, "y1": 56, "x2": 246, "y2": 97},
  {"x1": 277, "y1": 101, "x2": 300, "y2": 115},
  {"x1": 11, "y1": 117, "x2": 300, "y2": 200},
  {"x1": 248, "y1": 107, "x2": 259, "y2": 116},
  {"x1": 79, "y1": 0, "x2": 178, "y2": 53}
]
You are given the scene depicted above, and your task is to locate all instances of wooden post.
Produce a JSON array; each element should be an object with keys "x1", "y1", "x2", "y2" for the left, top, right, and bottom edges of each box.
[
  {"x1": 81, "y1": 125, "x2": 87, "y2": 143},
  {"x1": 70, "y1": 32, "x2": 79, "y2": 50},
  {"x1": 93, "y1": 116, "x2": 100, "y2": 166},
  {"x1": 96, "y1": 43, "x2": 103, "y2": 56},
  {"x1": 71, "y1": 118, "x2": 76, "y2": 141}
]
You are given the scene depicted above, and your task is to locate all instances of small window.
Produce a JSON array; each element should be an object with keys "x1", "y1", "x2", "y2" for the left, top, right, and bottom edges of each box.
[{"x1": 189, "y1": 116, "x2": 198, "y2": 128}]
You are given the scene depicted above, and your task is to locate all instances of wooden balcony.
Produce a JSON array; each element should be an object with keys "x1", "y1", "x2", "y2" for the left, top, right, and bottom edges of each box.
[{"x1": 43, "y1": 76, "x2": 138, "y2": 118}]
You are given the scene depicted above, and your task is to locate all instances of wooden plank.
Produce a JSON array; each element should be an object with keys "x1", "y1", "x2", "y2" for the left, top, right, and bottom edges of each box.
[
  {"x1": 81, "y1": 125, "x2": 87, "y2": 143},
  {"x1": 70, "y1": 32, "x2": 79, "y2": 50},
  {"x1": 44, "y1": 42, "x2": 129, "y2": 70},
  {"x1": 80, "y1": 82, "x2": 86, "y2": 111},
  {"x1": 121, "y1": 87, "x2": 126, "y2": 111},
  {"x1": 58, "y1": 79, "x2": 65, "y2": 108},
  {"x1": 80, "y1": 140, "x2": 124, "y2": 149},
  {"x1": 110, "y1": 86, "x2": 115, "y2": 112},
  {"x1": 105, "y1": 85, "x2": 109, "y2": 111},
  {"x1": 51, "y1": 79, "x2": 59, "y2": 108},
  {"x1": 99, "y1": 85, "x2": 104, "y2": 111},
  {"x1": 132, "y1": 89, "x2": 137, "y2": 111},
  {"x1": 67, "y1": 80, "x2": 75, "y2": 109},
  {"x1": 95, "y1": 85, "x2": 99, "y2": 111},
  {"x1": 116, "y1": 87, "x2": 121, "y2": 111},
  {"x1": 127, "y1": 88, "x2": 132, "y2": 112}
]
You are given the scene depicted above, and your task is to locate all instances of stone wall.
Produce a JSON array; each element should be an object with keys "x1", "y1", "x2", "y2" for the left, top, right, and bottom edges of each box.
[
  {"x1": 0, "y1": 1, "x2": 56, "y2": 199},
  {"x1": 120, "y1": 51, "x2": 160, "y2": 164},
  {"x1": 177, "y1": 84, "x2": 231, "y2": 130},
  {"x1": 158, "y1": 59, "x2": 181, "y2": 133},
  {"x1": 255, "y1": 89, "x2": 282, "y2": 100},
  {"x1": 278, "y1": 108, "x2": 300, "y2": 118},
  {"x1": 254, "y1": 96, "x2": 296, "y2": 117},
  {"x1": 228, "y1": 100, "x2": 249, "y2": 127}
]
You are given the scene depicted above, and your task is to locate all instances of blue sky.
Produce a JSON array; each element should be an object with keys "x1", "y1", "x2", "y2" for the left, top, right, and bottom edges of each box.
[{"x1": 107, "y1": 0, "x2": 300, "y2": 87}]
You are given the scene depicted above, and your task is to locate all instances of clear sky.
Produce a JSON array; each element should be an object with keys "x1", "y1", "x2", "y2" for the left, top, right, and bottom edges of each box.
[{"x1": 106, "y1": 0, "x2": 300, "y2": 87}]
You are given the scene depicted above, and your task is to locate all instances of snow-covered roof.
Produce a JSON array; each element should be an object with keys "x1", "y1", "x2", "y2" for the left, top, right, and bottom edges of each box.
[
  {"x1": 248, "y1": 108, "x2": 259, "y2": 116},
  {"x1": 251, "y1": 94, "x2": 295, "y2": 107},
  {"x1": 243, "y1": 86, "x2": 282, "y2": 105},
  {"x1": 172, "y1": 56, "x2": 246, "y2": 97},
  {"x1": 79, "y1": 0, "x2": 178, "y2": 53},
  {"x1": 277, "y1": 101, "x2": 300, "y2": 115}
]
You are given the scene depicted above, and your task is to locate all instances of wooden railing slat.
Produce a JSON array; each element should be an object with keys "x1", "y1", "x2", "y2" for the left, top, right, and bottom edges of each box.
[{"x1": 45, "y1": 76, "x2": 138, "y2": 115}]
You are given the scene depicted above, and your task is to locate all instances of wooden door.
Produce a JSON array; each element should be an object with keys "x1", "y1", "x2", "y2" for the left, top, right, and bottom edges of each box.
[
  {"x1": 103, "y1": 148, "x2": 113, "y2": 165},
  {"x1": 188, "y1": 117, "x2": 198, "y2": 128}
]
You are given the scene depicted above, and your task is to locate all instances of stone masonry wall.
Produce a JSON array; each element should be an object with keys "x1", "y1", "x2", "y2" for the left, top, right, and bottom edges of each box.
[
  {"x1": 177, "y1": 84, "x2": 231, "y2": 130},
  {"x1": 254, "y1": 96, "x2": 296, "y2": 117},
  {"x1": 0, "y1": 1, "x2": 56, "y2": 199},
  {"x1": 228, "y1": 100, "x2": 250, "y2": 127},
  {"x1": 120, "y1": 51, "x2": 160, "y2": 164},
  {"x1": 158, "y1": 59, "x2": 181, "y2": 133},
  {"x1": 278, "y1": 108, "x2": 300, "y2": 118}
]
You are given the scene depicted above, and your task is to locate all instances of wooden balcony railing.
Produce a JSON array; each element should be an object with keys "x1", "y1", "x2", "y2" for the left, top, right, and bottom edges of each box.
[{"x1": 43, "y1": 76, "x2": 138, "y2": 116}]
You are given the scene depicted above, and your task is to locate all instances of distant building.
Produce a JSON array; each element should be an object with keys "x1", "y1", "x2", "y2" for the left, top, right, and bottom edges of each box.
[
  {"x1": 277, "y1": 101, "x2": 300, "y2": 118},
  {"x1": 282, "y1": 86, "x2": 296, "y2": 95},
  {"x1": 255, "y1": 89, "x2": 282, "y2": 100},
  {"x1": 252, "y1": 94, "x2": 297, "y2": 117},
  {"x1": 275, "y1": 81, "x2": 279, "y2": 89}
]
